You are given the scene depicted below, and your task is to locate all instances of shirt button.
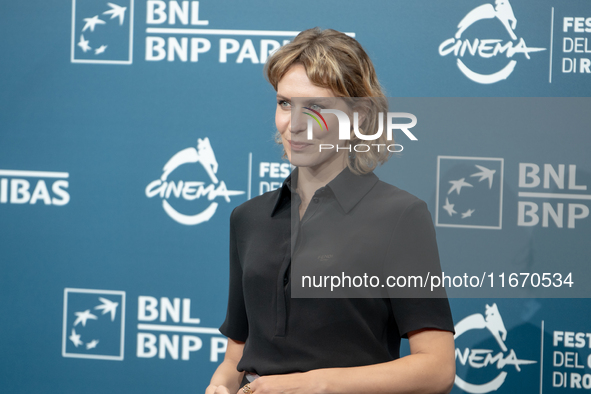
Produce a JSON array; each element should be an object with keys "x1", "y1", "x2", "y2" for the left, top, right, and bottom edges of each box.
[
  {"x1": 283, "y1": 277, "x2": 289, "y2": 284},
  {"x1": 312, "y1": 197, "x2": 319, "y2": 203}
]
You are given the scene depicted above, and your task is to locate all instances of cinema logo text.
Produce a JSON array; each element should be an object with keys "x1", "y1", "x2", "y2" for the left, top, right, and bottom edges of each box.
[
  {"x1": 454, "y1": 304, "x2": 536, "y2": 394},
  {"x1": 145, "y1": 137, "x2": 244, "y2": 226},
  {"x1": 438, "y1": 0, "x2": 546, "y2": 84}
]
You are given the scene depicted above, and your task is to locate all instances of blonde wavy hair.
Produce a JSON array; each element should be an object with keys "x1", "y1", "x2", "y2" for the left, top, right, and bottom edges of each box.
[{"x1": 264, "y1": 27, "x2": 390, "y2": 175}]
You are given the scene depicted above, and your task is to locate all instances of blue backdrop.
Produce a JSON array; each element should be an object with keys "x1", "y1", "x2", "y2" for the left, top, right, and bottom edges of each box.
[{"x1": 1, "y1": 1, "x2": 590, "y2": 393}]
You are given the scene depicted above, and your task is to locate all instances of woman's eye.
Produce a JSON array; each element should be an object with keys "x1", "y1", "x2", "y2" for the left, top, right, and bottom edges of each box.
[
  {"x1": 278, "y1": 100, "x2": 290, "y2": 108},
  {"x1": 310, "y1": 104, "x2": 323, "y2": 111}
]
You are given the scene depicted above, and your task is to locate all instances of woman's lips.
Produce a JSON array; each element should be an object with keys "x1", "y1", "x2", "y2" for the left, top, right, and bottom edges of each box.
[{"x1": 288, "y1": 140, "x2": 313, "y2": 151}]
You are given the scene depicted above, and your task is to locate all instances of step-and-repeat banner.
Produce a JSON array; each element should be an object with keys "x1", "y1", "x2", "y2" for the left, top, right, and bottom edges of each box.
[{"x1": 1, "y1": 1, "x2": 590, "y2": 393}]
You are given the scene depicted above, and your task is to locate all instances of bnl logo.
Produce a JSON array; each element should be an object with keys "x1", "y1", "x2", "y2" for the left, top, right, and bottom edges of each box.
[
  {"x1": 62, "y1": 288, "x2": 126, "y2": 360},
  {"x1": 436, "y1": 156, "x2": 504, "y2": 230},
  {"x1": 71, "y1": 0, "x2": 134, "y2": 64}
]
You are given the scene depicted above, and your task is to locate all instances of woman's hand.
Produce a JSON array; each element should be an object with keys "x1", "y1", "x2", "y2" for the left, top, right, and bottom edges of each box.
[
  {"x1": 237, "y1": 372, "x2": 320, "y2": 394},
  {"x1": 207, "y1": 339, "x2": 245, "y2": 394}
]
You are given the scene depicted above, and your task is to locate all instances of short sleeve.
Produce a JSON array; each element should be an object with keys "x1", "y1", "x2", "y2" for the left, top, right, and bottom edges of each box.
[
  {"x1": 385, "y1": 200, "x2": 455, "y2": 337},
  {"x1": 219, "y1": 208, "x2": 249, "y2": 341}
]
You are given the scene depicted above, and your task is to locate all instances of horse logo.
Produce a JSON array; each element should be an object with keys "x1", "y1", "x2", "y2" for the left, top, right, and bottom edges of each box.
[
  {"x1": 196, "y1": 137, "x2": 219, "y2": 184},
  {"x1": 456, "y1": 0, "x2": 517, "y2": 40},
  {"x1": 455, "y1": 303, "x2": 508, "y2": 351},
  {"x1": 438, "y1": 0, "x2": 545, "y2": 84},
  {"x1": 161, "y1": 137, "x2": 219, "y2": 184}
]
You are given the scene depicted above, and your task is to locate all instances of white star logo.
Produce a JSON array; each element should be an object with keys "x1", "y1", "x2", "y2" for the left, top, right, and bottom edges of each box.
[
  {"x1": 82, "y1": 15, "x2": 106, "y2": 32},
  {"x1": 94, "y1": 297, "x2": 119, "y2": 321},
  {"x1": 86, "y1": 339, "x2": 99, "y2": 350},
  {"x1": 470, "y1": 165, "x2": 496, "y2": 189},
  {"x1": 443, "y1": 198, "x2": 457, "y2": 216},
  {"x1": 448, "y1": 178, "x2": 473, "y2": 195},
  {"x1": 95, "y1": 45, "x2": 108, "y2": 55},
  {"x1": 461, "y1": 208, "x2": 475, "y2": 218},
  {"x1": 69, "y1": 328, "x2": 83, "y2": 347},
  {"x1": 103, "y1": 3, "x2": 127, "y2": 25},
  {"x1": 77, "y1": 35, "x2": 91, "y2": 52},
  {"x1": 73, "y1": 309, "x2": 98, "y2": 327}
]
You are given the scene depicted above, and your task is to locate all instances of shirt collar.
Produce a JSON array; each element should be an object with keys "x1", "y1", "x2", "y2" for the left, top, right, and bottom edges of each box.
[{"x1": 271, "y1": 166, "x2": 379, "y2": 216}]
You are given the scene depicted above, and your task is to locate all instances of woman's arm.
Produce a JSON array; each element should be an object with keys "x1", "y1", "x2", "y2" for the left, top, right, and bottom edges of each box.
[
  {"x1": 242, "y1": 329, "x2": 455, "y2": 394},
  {"x1": 206, "y1": 338, "x2": 246, "y2": 394}
]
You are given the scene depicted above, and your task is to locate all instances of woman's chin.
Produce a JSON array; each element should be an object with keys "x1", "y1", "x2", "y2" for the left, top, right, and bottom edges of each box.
[{"x1": 286, "y1": 153, "x2": 313, "y2": 168}]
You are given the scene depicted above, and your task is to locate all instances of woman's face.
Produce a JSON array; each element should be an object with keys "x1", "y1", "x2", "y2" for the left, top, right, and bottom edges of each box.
[{"x1": 275, "y1": 64, "x2": 351, "y2": 173}]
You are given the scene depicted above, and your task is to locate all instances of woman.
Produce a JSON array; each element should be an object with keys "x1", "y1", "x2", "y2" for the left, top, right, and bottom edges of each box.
[{"x1": 206, "y1": 27, "x2": 455, "y2": 394}]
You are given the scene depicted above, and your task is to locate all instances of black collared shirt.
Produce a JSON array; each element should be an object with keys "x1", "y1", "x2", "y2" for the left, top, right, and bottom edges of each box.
[{"x1": 219, "y1": 167, "x2": 454, "y2": 375}]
